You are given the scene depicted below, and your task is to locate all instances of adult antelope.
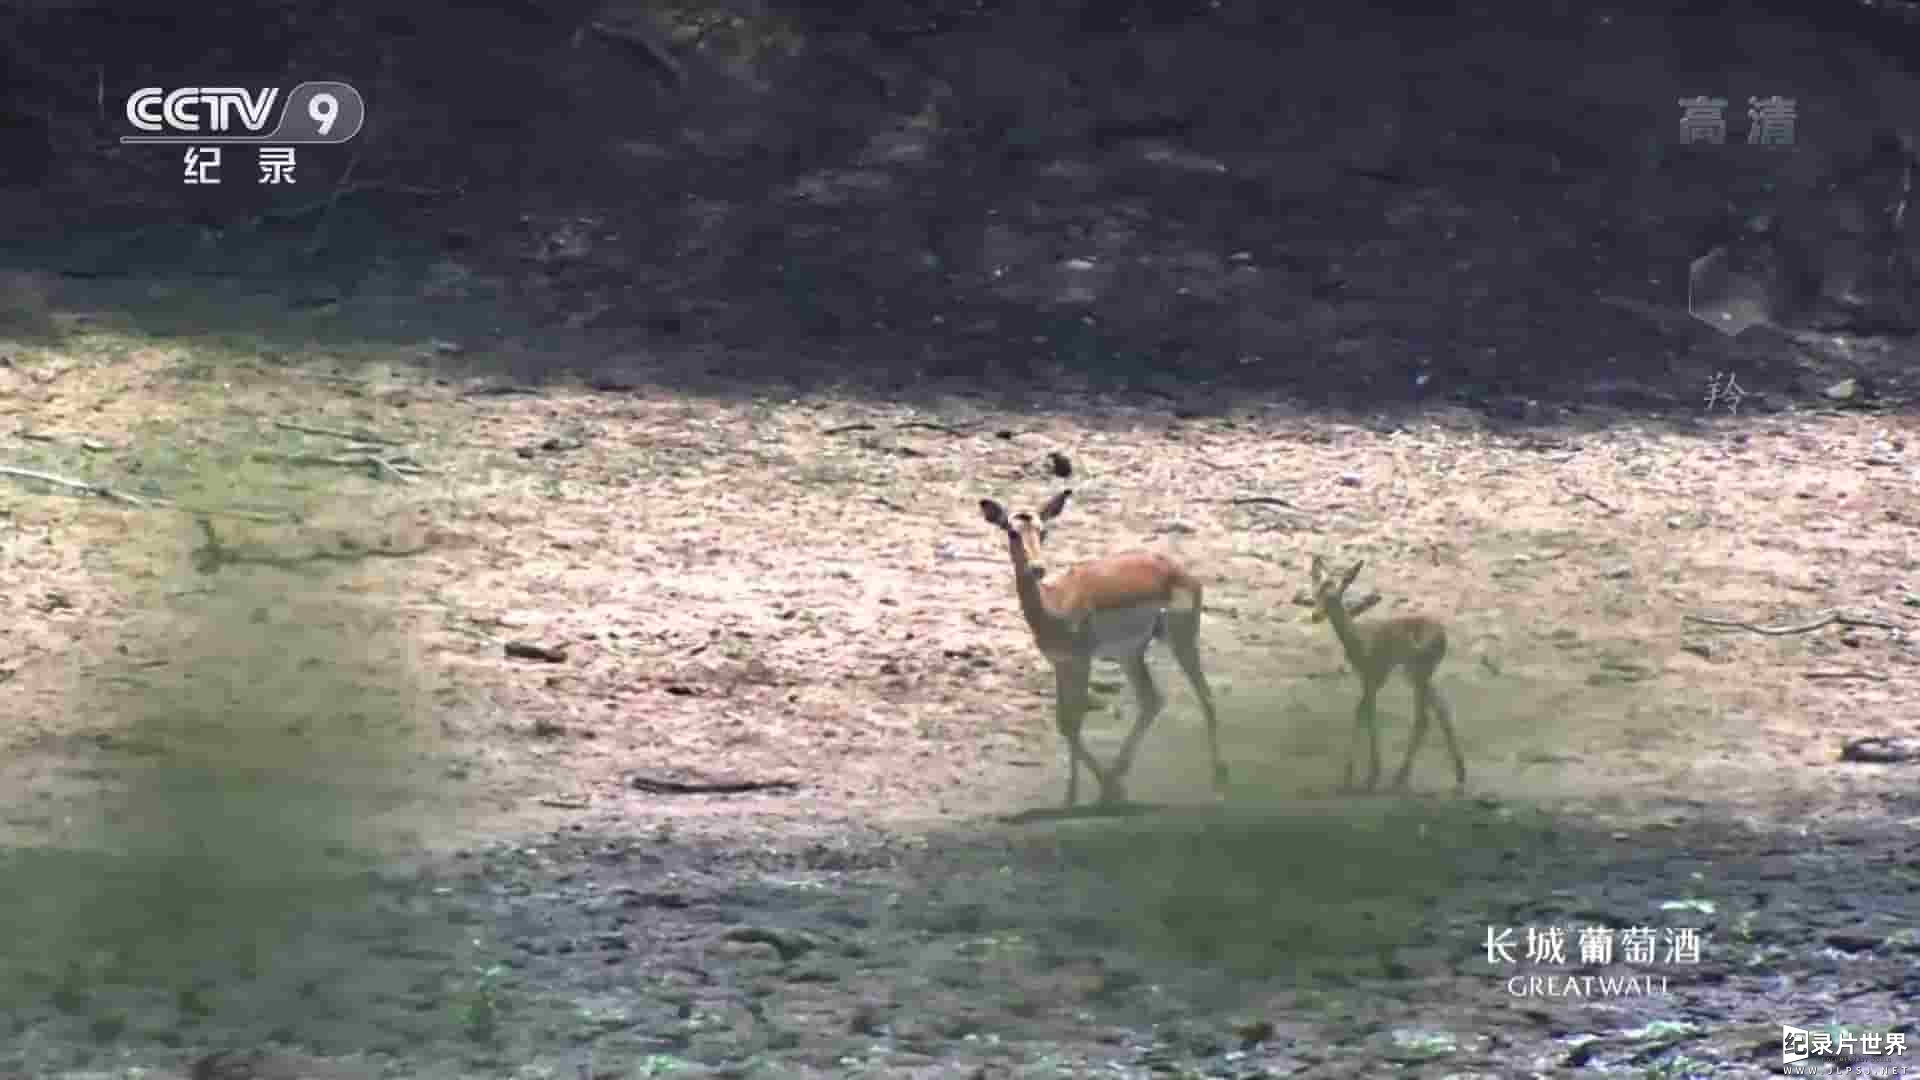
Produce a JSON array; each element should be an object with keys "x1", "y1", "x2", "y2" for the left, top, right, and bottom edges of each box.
[
  {"x1": 979, "y1": 489, "x2": 1225, "y2": 809},
  {"x1": 1303, "y1": 556, "x2": 1466, "y2": 793}
]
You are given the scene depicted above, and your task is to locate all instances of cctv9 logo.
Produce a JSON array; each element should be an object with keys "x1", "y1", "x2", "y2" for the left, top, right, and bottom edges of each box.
[{"x1": 123, "y1": 81, "x2": 364, "y2": 144}]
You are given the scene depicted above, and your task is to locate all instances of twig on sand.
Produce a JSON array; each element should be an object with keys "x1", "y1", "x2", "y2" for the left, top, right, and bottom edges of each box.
[
  {"x1": 0, "y1": 465, "x2": 149, "y2": 506},
  {"x1": 630, "y1": 774, "x2": 801, "y2": 795},
  {"x1": 1562, "y1": 484, "x2": 1621, "y2": 514},
  {"x1": 249, "y1": 450, "x2": 426, "y2": 482},
  {"x1": 0, "y1": 462, "x2": 362, "y2": 523},
  {"x1": 823, "y1": 421, "x2": 975, "y2": 437},
  {"x1": 1683, "y1": 610, "x2": 1901, "y2": 635},
  {"x1": 272, "y1": 419, "x2": 404, "y2": 446},
  {"x1": 1804, "y1": 669, "x2": 1890, "y2": 682}
]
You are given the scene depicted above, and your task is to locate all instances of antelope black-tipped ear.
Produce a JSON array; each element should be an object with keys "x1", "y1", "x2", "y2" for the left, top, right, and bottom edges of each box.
[
  {"x1": 1342, "y1": 561, "x2": 1365, "y2": 587},
  {"x1": 1040, "y1": 488, "x2": 1072, "y2": 521},
  {"x1": 980, "y1": 499, "x2": 1007, "y2": 527}
]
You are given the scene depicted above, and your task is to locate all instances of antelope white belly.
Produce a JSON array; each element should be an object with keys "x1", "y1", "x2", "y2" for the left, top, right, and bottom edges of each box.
[{"x1": 1085, "y1": 604, "x2": 1164, "y2": 659}]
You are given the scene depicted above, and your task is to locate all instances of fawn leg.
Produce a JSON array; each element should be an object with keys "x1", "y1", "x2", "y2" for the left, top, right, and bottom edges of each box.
[
  {"x1": 1359, "y1": 684, "x2": 1384, "y2": 791},
  {"x1": 1394, "y1": 676, "x2": 1435, "y2": 790},
  {"x1": 1429, "y1": 684, "x2": 1467, "y2": 791}
]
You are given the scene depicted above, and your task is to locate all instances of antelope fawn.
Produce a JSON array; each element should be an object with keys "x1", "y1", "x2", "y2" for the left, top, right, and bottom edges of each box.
[
  {"x1": 979, "y1": 489, "x2": 1225, "y2": 809},
  {"x1": 1304, "y1": 556, "x2": 1467, "y2": 793}
]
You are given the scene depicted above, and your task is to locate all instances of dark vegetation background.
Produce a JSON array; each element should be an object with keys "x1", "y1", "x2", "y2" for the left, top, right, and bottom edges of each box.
[{"x1": 2, "y1": 0, "x2": 1918, "y2": 411}]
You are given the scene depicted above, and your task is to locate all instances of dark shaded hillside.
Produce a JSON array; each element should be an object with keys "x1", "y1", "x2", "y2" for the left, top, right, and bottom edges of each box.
[{"x1": 3, "y1": 0, "x2": 1919, "y2": 412}]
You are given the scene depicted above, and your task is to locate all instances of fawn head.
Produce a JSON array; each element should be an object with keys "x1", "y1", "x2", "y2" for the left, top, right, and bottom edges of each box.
[
  {"x1": 979, "y1": 489, "x2": 1072, "y2": 578},
  {"x1": 1307, "y1": 555, "x2": 1365, "y2": 622}
]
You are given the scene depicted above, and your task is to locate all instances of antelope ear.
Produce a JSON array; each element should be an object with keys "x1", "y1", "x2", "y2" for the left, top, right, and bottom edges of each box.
[
  {"x1": 1342, "y1": 561, "x2": 1366, "y2": 588},
  {"x1": 1345, "y1": 593, "x2": 1381, "y2": 617},
  {"x1": 1039, "y1": 488, "x2": 1071, "y2": 522},
  {"x1": 979, "y1": 499, "x2": 1007, "y2": 527},
  {"x1": 1309, "y1": 554, "x2": 1328, "y2": 583}
]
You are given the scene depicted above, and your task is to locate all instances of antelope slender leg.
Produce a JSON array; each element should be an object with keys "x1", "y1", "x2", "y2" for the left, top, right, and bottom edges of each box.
[
  {"x1": 1430, "y1": 685, "x2": 1467, "y2": 790},
  {"x1": 1341, "y1": 694, "x2": 1368, "y2": 793},
  {"x1": 1394, "y1": 676, "x2": 1434, "y2": 790},
  {"x1": 1168, "y1": 612, "x2": 1227, "y2": 797},
  {"x1": 1106, "y1": 653, "x2": 1166, "y2": 804},
  {"x1": 1358, "y1": 684, "x2": 1384, "y2": 792},
  {"x1": 1055, "y1": 662, "x2": 1106, "y2": 808}
]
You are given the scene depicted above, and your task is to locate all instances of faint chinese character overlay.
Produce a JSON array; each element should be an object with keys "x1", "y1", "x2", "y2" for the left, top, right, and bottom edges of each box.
[
  {"x1": 1705, "y1": 372, "x2": 1748, "y2": 415},
  {"x1": 1747, "y1": 96, "x2": 1797, "y2": 146},
  {"x1": 1678, "y1": 96, "x2": 1728, "y2": 144}
]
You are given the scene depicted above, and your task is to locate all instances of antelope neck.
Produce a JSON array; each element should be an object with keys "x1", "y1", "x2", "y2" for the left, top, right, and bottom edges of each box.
[
  {"x1": 1006, "y1": 537, "x2": 1069, "y2": 631},
  {"x1": 1320, "y1": 600, "x2": 1368, "y2": 663}
]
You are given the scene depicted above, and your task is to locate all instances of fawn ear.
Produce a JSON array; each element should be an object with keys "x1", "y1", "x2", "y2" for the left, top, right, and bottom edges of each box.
[
  {"x1": 980, "y1": 499, "x2": 1007, "y2": 527},
  {"x1": 1039, "y1": 488, "x2": 1071, "y2": 522},
  {"x1": 1341, "y1": 561, "x2": 1365, "y2": 588},
  {"x1": 1309, "y1": 554, "x2": 1328, "y2": 583}
]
